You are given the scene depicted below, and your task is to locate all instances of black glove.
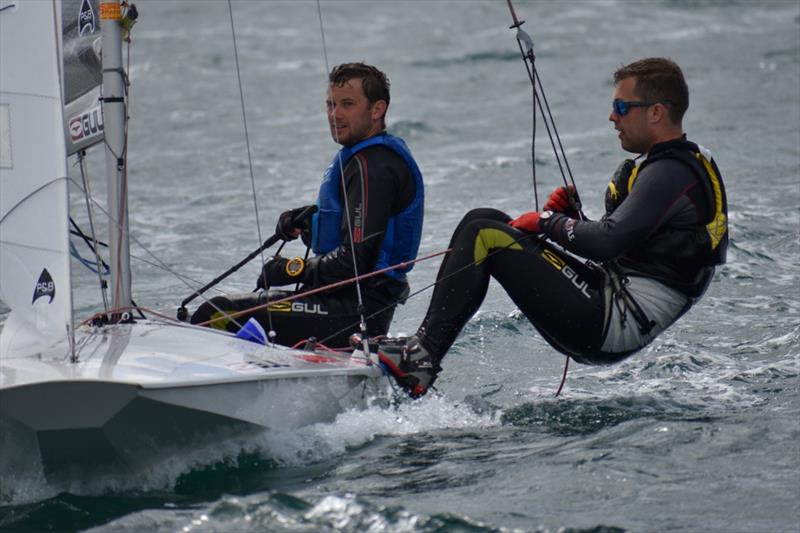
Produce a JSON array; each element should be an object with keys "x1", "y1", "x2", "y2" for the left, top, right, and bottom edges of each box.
[
  {"x1": 256, "y1": 256, "x2": 306, "y2": 289},
  {"x1": 276, "y1": 205, "x2": 317, "y2": 241}
]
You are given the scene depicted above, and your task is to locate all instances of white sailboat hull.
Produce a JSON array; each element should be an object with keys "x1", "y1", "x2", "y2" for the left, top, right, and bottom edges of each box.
[{"x1": 0, "y1": 321, "x2": 386, "y2": 478}]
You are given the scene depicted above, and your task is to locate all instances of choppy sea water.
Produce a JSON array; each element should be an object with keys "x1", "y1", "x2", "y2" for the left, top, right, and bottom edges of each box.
[{"x1": 1, "y1": 0, "x2": 798, "y2": 531}]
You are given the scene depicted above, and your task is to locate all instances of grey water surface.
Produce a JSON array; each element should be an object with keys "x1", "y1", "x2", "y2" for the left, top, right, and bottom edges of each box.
[{"x1": 1, "y1": 1, "x2": 798, "y2": 532}]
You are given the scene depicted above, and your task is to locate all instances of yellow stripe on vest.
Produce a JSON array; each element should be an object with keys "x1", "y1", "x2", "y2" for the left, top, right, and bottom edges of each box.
[
  {"x1": 474, "y1": 228, "x2": 523, "y2": 265},
  {"x1": 696, "y1": 153, "x2": 728, "y2": 250},
  {"x1": 626, "y1": 152, "x2": 726, "y2": 251},
  {"x1": 607, "y1": 181, "x2": 619, "y2": 201},
  {"x1": 628, "y1": 163, "x2": 641, "y2": 192}
]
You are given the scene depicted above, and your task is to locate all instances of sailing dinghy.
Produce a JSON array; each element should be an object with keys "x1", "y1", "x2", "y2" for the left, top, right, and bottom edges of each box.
[{"x1": 0, "y1": 0, "x2": 385, "y2": 482}]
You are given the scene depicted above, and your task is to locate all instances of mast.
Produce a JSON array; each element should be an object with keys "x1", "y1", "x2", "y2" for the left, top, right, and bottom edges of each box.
[{"x1": 100, "y1": 1, "x2": 131, "y2": 313}]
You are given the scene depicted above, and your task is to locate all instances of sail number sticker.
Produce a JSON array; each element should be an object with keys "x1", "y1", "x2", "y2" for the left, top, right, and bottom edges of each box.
[{"x1": 99, "y1": 2, "x2": 121, "y2": 20}]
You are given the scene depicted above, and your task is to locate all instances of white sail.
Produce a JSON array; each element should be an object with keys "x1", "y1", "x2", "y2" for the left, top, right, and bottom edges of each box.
[{"x1": 0, "y1": 1, "x2": 72, "y2": 356}]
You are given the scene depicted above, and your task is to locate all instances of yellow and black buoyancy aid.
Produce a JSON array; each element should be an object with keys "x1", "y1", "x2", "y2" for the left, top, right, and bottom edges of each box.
[{"x1": 604, "y1": 138, "x2": 728, "y2": 269}]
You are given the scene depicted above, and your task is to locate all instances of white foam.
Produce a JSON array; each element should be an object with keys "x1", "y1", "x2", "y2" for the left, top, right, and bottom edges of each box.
[{"x1": 250, "y1": 393, "x2": 503, "y2": 467}]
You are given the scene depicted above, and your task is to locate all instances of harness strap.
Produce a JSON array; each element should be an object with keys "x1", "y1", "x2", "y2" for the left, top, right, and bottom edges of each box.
[{"x1": 606, "y1": 262, "x2": 656, "y2": 335}]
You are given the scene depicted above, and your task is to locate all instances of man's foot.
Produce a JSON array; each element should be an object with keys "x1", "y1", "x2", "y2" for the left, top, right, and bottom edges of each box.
[{"x1": 376, "y1": 336, "x2": 440, "y2": 398}]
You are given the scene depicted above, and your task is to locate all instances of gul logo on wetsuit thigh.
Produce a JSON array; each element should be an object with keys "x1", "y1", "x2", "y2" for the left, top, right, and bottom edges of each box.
[
  {"x1": 267, "y1": 301, "x2": 329, "y2": 315},
  {"x1": 541, "y1": 249, "x2": 592, "y2": 299}
]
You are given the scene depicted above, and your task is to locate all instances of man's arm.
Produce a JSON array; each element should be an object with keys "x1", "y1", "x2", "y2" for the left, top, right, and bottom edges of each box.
[{"x1": 541, "y1": 159, "x2": 702, "y2": 261}]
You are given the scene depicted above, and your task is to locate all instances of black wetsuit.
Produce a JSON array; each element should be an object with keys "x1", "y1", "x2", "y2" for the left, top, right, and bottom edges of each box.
[
  {"x1": 191, "y1": 144, "x2": 417, "y2": 349},
  {"x1": 415, "y1": 138, "x2": 727, "y2": 365}
]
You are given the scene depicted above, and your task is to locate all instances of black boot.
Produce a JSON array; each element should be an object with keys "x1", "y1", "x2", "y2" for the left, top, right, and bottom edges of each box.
[{"x1": 376, "y1": 336, "x2": 440, "y2": 398}]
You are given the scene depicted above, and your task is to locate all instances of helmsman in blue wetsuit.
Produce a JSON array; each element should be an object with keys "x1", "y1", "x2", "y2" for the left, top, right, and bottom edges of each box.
[
  {"x1": 191, "y1": 63, "x2": 424, "y2": 348},
  {"x1": 375, "y1": 57, "x2": 728, "y2": 398}
]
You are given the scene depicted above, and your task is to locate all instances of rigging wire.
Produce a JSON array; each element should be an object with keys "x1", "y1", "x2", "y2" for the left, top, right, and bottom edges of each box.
[
  {"x1": 75, "y1": 152, "x2": 110, "y2": 311},
  {"x1": 507, "y1": 2, "x2": 539, "y2": 210},
  {"x1": 315, "y1": 0, "x2": 373, "y2": 357},
  {"x1": 67, "y1": 176, "x2": 235, "y2": 324},
  {"x1": 506, "y1": 0, "x2": 582, "y2": 218},
  {"x1": 506, "y1": 0, "x2": 575, "y2": 395},
  {"x1": 226, "y1": 0, "x2": 277, "y2": 340},
  {"x1": 533, "y1": 69, "x2": 580, "y2": 213}
]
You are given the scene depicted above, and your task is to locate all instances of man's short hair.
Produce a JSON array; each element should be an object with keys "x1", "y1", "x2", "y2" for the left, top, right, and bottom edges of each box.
[
  {"x1": 614, "y1": 57, "x2": 688, "y2": 124},
  {"x1": 329, "y1": 62, "x2": 390, "y2": 107}
]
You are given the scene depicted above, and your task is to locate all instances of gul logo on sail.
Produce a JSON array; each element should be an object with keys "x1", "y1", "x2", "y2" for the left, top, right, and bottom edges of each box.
[
  {"x1": 79, "y1": 0, "x2": 96, "y2": 36},
  {"x1": 32, "y1": 269, "x2": 56, "y2": 305},
  {"x1": 69, "y1": 104, "x2": 104, "y2": 142}
]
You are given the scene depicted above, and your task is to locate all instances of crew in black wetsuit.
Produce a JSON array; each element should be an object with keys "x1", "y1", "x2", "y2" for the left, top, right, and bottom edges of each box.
[
  {"x1": 376, "y1": 57, "x2": 728, "y2": 398},
  {"x1": 190, "y1": 63, "x2": 424, "y2": 348}
]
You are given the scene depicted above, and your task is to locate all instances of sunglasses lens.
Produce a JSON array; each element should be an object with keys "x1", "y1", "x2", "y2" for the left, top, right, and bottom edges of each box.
[{"x1": 613, "y1": 101, "x2": 628, "y2": 116}]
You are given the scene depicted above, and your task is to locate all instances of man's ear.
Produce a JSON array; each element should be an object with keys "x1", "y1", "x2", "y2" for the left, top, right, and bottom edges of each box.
[
  {"x1": 371, "y1": 99, "x2": 388, "y2": 121},
  {"x1": 650, "y1": 102, "x2": 670, "y2": 125}
]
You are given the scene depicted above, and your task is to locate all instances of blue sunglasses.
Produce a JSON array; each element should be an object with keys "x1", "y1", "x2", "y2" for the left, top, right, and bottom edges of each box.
[{"x1": 612, "y1": 99, "x2": 657, "y2": 116}]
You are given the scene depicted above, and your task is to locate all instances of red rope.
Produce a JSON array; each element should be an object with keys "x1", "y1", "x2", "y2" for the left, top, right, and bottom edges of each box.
[
  {"x1": 554, "y1": 355, "x2": 569, "y2": 397},
  {"x1": 194, "y1": 248, "x2": 451, "y2": 328},
  {"x1": 78, "y1": 248, "x2": 451, "y2": 328}
]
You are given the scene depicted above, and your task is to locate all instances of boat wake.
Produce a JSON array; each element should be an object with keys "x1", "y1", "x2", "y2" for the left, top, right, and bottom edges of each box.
[{"x1": 0, "y1": 391, "x2": 500, "y2": 507}]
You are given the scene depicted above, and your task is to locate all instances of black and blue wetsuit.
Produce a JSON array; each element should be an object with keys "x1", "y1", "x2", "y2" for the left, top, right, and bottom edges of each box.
[
  {"x1": 414, "y1": 137, "x2": 728, "y2": 365},
  {"x1": 191, "y1": 135, "x2": 424, "y2": 349}
]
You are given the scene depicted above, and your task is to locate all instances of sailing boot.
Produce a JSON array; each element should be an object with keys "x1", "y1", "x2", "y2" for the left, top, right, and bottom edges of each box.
[{"x1": 376, "y1": 336, "x2": 440, "y2": 398}]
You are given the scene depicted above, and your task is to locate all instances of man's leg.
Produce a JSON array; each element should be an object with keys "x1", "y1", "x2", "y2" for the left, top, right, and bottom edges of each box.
[
  {"x1": 190, "y1": 287, "x2": 395, "y2": 349},
  {"x1": 378, "y1": 207, "x2": 609, "y2": 396},
  {"x1": 415, "y1": 208, "x2": 517, "y2": 357},
  {"x1": 414, "y1": 208, "x2": 606, "y2": 360}
]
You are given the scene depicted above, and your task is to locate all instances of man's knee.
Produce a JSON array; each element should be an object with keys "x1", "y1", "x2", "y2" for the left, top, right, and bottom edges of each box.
[{"x1": 461, "y1": 207, "x2": 511, "y2": 225}]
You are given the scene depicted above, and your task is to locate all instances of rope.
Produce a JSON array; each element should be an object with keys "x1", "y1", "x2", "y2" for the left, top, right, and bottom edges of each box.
[
  {"x1": 193, "y1": 248, "x2": 451, "y2": 328},
  {"x1": 311, "y1": 230, "x2": 547, "y2": 349}
]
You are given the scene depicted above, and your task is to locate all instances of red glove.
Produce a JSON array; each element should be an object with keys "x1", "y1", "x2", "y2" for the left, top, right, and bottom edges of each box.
[
  {"x1": 509, "y1": 211, "x2": 543, "y2": 233},
  {"x1": 543, "y1": 186, "x2": 579, "y2": 217}
]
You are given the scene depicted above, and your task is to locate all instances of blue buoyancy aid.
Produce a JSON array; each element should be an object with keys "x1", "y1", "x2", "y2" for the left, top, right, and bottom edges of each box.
[{"x1": 310, "y1": 133, "x2": 424, "y2": 281}]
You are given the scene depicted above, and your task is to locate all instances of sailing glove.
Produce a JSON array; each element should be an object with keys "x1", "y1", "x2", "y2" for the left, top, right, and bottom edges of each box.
[
  {"x1": 543, "y1": 186, "x2": 580, "y2": 218},
  {"x1": 510, "y1": 211, "x2": 545, "y2": 234},
  {"x1": 276, "y1": 205, "x2": 317, "y2": 241},
  {"x1": 256, "y1": 256, "x2": 306, "y2": 289}
]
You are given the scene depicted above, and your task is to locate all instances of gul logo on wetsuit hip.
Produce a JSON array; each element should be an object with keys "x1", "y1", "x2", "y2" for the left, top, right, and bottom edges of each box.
[
  {"x1": 32, "y1": 269, "x2": 56, "y2": 304},
  {"x1": 69, "y1": 105, "x2": 104, "y2": 143},
  {"x1": 541, "y1": 249, "x2": 591, "y2": 299}
]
